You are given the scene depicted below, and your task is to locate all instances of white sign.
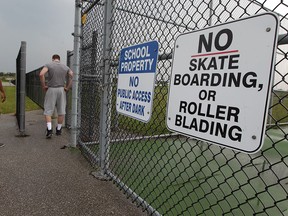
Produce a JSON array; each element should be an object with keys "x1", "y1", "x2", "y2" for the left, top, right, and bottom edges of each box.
[
  {"x1": 166, "y1": 13, "x2": 279, "y2": 154},
  {"x1": 116, "y1": 41, "x2": 159, "y2": 122}
]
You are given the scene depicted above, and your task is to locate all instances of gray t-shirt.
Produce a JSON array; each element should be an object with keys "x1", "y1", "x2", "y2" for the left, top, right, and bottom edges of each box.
[{"x1": 44, "y1": 61, "x2": 70, "y2": 87}]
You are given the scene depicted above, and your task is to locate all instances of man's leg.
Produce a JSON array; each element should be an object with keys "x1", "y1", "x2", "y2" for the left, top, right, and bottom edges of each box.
[
  {"x1": 43, "y1": 88, "x2": 55, "y2": 138},
  {"x1": 57, "y1": 115, "x2": 64, "y2": 124},
  {"x1": 45, "y1": 115, "x2": 53, "y2": 138},
  {"x1": 56, "y1": 88, "x2": 66, "y2": 136},
  {"x1": 56, "y1": 115, "x2": 64, "y2": 135},
  {"x1": 45, "y1": 115, "x2": 52, "y2": 129}
]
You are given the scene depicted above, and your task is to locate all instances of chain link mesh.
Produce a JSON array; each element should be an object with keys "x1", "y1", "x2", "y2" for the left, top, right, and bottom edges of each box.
[
  {"x1": 26, "y1": 50, "x2": 74, "y2": 129},
  {"x1": 80, "y1": 0, "x2": 288, "y2": 215}
]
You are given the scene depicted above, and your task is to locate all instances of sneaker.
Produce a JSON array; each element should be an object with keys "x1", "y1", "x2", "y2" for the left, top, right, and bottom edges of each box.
[
  {"x1": 56, "y1": 127, "x2": 62, "y2": 136},
  {"x1": 46, "y1": 129, "x2": 53, "y2": 138},
  {"x1": 0, "y1": 143, "x2": 5, "y2": 147}
]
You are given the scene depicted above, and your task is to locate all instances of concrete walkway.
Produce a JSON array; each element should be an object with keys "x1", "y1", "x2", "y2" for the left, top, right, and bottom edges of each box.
[{"x1": 0, "y1": 110, "x2": 147, "y2": 216}]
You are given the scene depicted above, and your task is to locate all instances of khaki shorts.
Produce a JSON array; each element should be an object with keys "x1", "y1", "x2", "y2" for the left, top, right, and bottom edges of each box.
[{"x1": 44, "y1": 87, "x2": 66, "y2": 116}]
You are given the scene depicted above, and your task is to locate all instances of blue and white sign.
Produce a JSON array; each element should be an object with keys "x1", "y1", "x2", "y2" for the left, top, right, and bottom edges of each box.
[{"x1": 116, "y1": 41, "x2": 159, "y2": 122}]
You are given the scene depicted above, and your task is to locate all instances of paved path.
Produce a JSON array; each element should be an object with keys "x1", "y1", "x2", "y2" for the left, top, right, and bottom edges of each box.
[{"x1": 0, "y1": 110, "x2": 147, "y2": 216}]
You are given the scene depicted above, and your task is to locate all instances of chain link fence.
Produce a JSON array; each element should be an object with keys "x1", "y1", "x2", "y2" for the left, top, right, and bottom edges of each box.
[
  {"x1": 26, "y1": 51, "x2": 74, "y2": 128},
  {"x1": 26, "y1": 67, "x2": 44, "y2": 108},
  {"x1": 16, "y1": 41, "x2": 27, "y2": 135},
  {"x1": 54, "y1": 0, "x2": 288, "y2": 215}
]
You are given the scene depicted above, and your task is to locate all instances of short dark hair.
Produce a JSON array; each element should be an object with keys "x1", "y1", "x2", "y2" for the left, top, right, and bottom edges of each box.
[{"x1": 52, "y1": 54, "x2": 60, "y2": 60}]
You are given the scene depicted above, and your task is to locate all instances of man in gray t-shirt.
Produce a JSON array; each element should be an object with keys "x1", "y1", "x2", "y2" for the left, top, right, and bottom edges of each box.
[{"x1": 39, "y1": 54, "x2": 73, "y2": 138}]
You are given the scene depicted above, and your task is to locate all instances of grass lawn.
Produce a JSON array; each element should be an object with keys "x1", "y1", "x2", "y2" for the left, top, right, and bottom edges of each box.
[
  {"x1": 270, "y1": 90, "x2": 288, "y2": 124},
  {"x1": 79, "y1": 85, "x2": 288, "y2": 215},
  {"x1": 0, "y1": 85, "x2": 41, "y2": 114},
  {"x1": 107, "y1": 130, "x2": 288, "y2": 215}
]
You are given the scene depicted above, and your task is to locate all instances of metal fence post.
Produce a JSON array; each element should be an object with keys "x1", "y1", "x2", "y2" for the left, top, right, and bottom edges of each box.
[
  {"x1": 20, "y1": 41, "x2": 26, "y2": 135},
  {"x1": 99, "y1": 0, "x2": 113, "y2": 175},
  {"x1": 71, "y1": 0, "x2": 82, "y2": 148},
  {"x1": 66, "y1": 50, "x2": 74, "y2": 129},
  {"x1": 16, "y1": 41, "x2": 26, "y2": 136}
]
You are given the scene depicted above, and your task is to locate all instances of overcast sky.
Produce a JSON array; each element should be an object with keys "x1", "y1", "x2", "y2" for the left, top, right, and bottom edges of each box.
[
  {"x1": 0, "y1": 0, "x2": 286, "y2": 74},
  {"x1": 0, "y1": 0, "x2": 74, "y2": 73}
]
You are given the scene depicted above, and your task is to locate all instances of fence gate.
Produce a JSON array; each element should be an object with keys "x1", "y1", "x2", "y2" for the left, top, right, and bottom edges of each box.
[
  {"x1": 79, "y1": 0, "x2": 288, "y2": 215},
  {"x1": 16, "y1": 41, "x2": 26, "y2": 136}
]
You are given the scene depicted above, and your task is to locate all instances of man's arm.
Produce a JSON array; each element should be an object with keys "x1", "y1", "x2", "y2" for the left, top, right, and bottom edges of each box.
[
  {"x1": 39, "y1": 67, "x2": 48, "y2": 91},
  {"x1": 0, "y1": 80, "x2": 6, "y2": 103},
  {"x1": 64, "y1": 69, "x2": 74, "y2": 92}
]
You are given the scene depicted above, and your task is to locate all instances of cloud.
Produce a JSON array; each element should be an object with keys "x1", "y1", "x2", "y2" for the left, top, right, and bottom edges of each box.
[{"x1": 0, "y1": 0, "x2": 74, "y2": 72}]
